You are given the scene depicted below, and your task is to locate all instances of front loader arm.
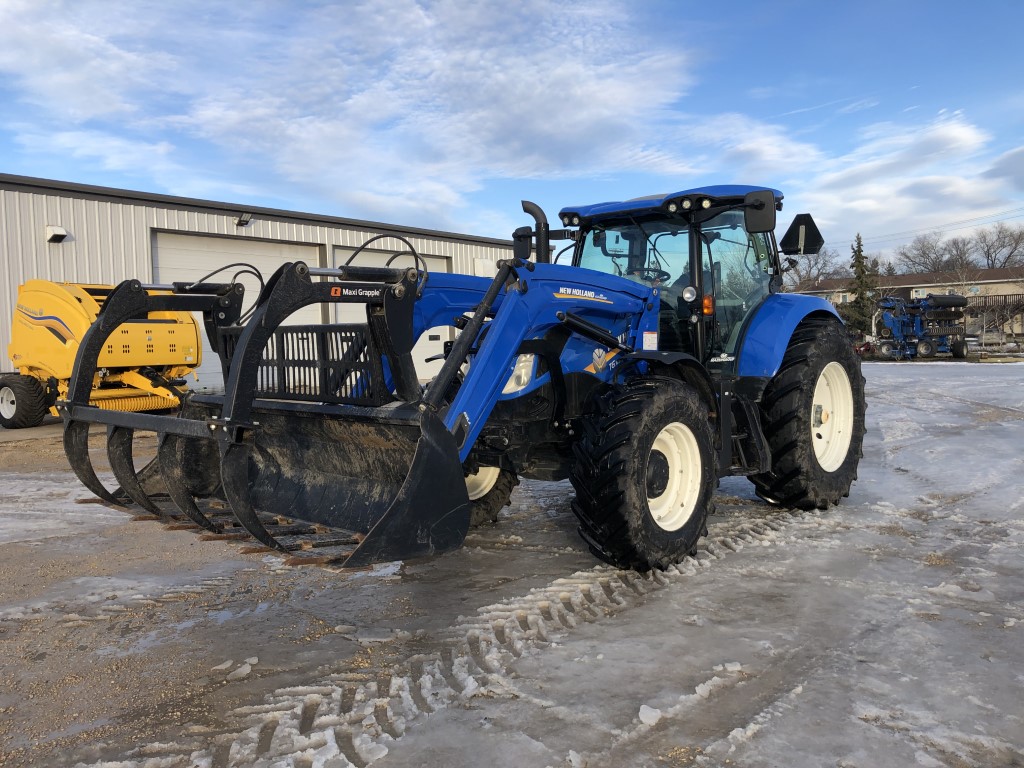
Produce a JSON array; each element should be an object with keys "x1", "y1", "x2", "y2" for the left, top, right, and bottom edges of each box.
[{"x1": 442, "y1": 263, "x2": 657, "y2": 463}]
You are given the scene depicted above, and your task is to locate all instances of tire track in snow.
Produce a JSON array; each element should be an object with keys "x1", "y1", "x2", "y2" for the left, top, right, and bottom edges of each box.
[
  {"x1": 855, "y1": 704, "x2": 1024, "y2": 766},
  {"x1": 73, "y1": 503, "x2": 840, "y2": 768},
  {"x1": 564, "y1": 661, "x2": 811, "y2": 768}
]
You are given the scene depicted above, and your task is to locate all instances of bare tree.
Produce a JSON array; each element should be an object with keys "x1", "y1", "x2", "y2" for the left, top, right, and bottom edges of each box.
[
  {"x1": 783, "y1": 245, "x2": 847, "y2": 291},
  {"x1": 894, "y1": 233, "x2": 948, "y2": 273},
  {"x1": 974, "y1": 222, "x2": 1024, "y2": 269},
  {"x1": 942, "y1": 236, "x2": 976, "y2": 271}
]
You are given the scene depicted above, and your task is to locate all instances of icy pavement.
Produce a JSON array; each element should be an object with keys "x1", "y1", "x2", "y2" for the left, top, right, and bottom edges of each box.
[{"x1": 0, "y1": 362, "x2": 1022, "y2": 767}]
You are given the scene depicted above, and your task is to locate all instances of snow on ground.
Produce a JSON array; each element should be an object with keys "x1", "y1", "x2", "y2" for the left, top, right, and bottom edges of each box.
[
  {"x1": 0, "y1": 362, "x2": 1022, "y2": 767},
  {"x1": 0, "y1": 474, "x2": 126, "y2": 546}
]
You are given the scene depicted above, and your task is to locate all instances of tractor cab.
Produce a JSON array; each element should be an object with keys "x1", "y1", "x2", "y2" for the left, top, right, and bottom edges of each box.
[{"x1": 562, "y1": 186, "x2": 817, "y2": 368}]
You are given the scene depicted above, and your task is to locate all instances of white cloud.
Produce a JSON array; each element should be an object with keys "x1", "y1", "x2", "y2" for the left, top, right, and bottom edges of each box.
[
  {"x1": 838, "y1": 99, "x2": 879, "y2": 115},
  {"x1": 0, "y1": 0, "x2": 180, "y2": 121},
  {"x1": 0, "y1": 0, "x2": 1020, "y2": 246},
  {"x1": 14, "y1": 129, "x2": 175, "y2": 173},
  {"x1": 682, "y1": 113, "x2": 825, "y2": 177},
  {"x1": 789, "y1": 113, "x2": 1009, "y2": 251},
  {"x1": 986, "y1": 147, "x2": 1024, "y2": 192},
  {"x1": 0, "y1": 0, "x2": 696, "y2": 225},
  {"x1": 153, "y1": 0, "x2": 694, "y2": 222}
]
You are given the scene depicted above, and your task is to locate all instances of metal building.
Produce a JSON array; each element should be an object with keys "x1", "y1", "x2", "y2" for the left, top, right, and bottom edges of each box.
[{"x1": 0, "y1": 173, "x2": 513, "y2": 389}]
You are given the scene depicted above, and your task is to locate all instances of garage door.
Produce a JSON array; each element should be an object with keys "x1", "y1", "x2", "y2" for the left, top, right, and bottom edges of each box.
[
  {"x1": 332, "y1": 247, "x2": 452, "y2": 381},
  {"x1": 154, "y1": 233, "x2": 322, "y2": 392}
]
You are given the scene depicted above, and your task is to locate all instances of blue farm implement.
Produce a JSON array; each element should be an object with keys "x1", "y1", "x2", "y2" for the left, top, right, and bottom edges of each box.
[
  {"x1": 875, "y1": 294, "x2": 969, "y2": 360},
  {"x1": 59, "y1": 186, "x2": 866, "y2": 571}
]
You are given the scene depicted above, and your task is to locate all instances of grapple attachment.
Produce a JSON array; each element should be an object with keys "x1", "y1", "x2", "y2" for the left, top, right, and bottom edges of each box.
[
  {"x1": 61, "y1": 258, "x2": 476, "y2": 567},
  {"x1": 61, "y1": 278, "x2": 245, "y2": 510}
]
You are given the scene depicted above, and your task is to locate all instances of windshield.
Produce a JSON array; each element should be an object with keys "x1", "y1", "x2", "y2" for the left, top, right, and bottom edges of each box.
[
  {"x1": 578, "y1": 221, "x2": 690, "y2": 286},
  {"x1": 575, "y1": 210, "x2": 776, "y2": 362}
]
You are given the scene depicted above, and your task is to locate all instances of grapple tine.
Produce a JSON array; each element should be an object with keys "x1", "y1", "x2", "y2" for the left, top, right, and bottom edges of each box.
[
  {"x1": 157, "y1": 432, "x2": 223, "y2": 533},
  {"x1": 106, "y1": 426, "x2": 164, "y2": 516},
  {"x1": 63, "y1": 420, "x2": 126, "y2": 506},
  {"x1": 220, "y1": 442, "x2": 289, "y2": 552}
]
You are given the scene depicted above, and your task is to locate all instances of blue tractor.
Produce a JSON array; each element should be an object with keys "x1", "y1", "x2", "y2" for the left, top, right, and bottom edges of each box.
[
  {"x1": 875, "y1": 294, "x2": 969, "y2": 360},
  {"x1": 60, "y1": 186, "x2": 866, "y2": 571}
]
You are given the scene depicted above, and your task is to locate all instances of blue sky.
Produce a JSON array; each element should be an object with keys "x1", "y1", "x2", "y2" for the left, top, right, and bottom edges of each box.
[{"x1": 1, "y1": 0, "x2": 1022, "y2": 258}]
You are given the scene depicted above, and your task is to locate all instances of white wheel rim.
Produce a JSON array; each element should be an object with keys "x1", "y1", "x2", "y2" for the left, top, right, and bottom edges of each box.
[
  {"x1": 811, "y1": 361, "x2": 854, "y2": 472},
  {"x1": 0, "y1": 386, "x2": 16, "y2": 420},
  {"x1": 646, "y1": 422, "x2": 702, "y2": 532},
  {"x1": 465, "y1": 466, "x2": 500, "y2": 501}
]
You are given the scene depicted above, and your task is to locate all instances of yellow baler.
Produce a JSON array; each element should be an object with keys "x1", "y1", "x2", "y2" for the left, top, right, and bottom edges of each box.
[{"x1": 1, "y1": 280, "x2": 201, "y2": 429}]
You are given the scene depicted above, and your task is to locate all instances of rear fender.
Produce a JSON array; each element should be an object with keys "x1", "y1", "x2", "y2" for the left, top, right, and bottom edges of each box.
[{"x1": 737, "y1": 294, "x2": 841, "y2": 379}]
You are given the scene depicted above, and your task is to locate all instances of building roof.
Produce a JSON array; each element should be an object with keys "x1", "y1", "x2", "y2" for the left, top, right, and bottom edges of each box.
[{"x1": 0, "y1": 173, "x2": 513, "y2": 247}]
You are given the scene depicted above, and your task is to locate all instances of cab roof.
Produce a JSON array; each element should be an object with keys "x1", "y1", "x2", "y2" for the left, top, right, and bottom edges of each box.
[{"x1": 559, "y1": 185, "x2": 783, "y2": 221}]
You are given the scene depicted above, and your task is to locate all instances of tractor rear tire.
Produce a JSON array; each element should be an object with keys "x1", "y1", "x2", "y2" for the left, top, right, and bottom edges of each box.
[
  {"x1": 0, "y1": 375, "x2": 48, "y2": 429},
  {"x1": 751, "y1": 317, "x2": 866, "y2": 511},
  {"x1": 465, "y1": 466, "x2": 519, "y2": 526},
  {"x1": 569, "y1": 377, "x2": 715, "y2": 571}
]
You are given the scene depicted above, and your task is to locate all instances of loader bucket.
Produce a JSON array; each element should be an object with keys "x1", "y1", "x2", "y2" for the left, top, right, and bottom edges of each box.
[{"x1": 214, "y1": 405, "x2": 471, "y2": 566}]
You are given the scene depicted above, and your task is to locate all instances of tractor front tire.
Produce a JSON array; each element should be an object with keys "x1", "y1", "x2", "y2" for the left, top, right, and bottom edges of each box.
[
  {"x1": 0, "y1": 375, "x2": 48, "y2": 430},
  {"x1": 465, "y1": 466, "x2": 519, "y2": 526},
  {"x1": 570, "y1": 377, "x2": 715, "y2": 571},
  {"x1": 751, "y1": 317, "x2": 866, "y2": 510}
]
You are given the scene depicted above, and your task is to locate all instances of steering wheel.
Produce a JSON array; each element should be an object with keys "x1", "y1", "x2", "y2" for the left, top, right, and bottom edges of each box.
[{"x1": 631, "y1": 267, "x2": 671, "y2": 284}]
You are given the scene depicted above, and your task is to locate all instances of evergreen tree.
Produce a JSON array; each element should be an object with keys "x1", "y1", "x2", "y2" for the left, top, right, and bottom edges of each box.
[{"x1": 840, "y1": 234, "x2": 878, "y2": 336}]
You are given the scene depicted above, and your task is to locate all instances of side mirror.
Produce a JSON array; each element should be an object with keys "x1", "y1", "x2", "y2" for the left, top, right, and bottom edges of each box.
[
  {"x1": 512, "y1": 225, "x2": 533, "y2": 262},
  {"x1": 743, "y1": 190, "x2": 777, "y2": 233},
  {"x1": 779, "y1": 214, "x2": 824, "y2": 256}
]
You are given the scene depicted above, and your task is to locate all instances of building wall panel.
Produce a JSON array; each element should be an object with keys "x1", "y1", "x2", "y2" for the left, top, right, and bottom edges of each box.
[{"x1": 1, "y1": 179, "x2": 514, "y2": 373}]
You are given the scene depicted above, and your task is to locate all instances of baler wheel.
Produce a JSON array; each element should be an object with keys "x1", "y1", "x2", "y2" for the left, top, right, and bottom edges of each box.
[
  {"x1": 0, "y1": 375, "x2": 48, "y2": 429},
  {"x1": 751, "y1": 317, "x2": 866, "y2": 510},
  {"x1": 569, "y1": 376, "x2": 715, "y2": 571}
]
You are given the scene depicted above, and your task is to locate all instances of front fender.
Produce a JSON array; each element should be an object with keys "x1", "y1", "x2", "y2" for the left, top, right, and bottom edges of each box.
[{"x1": 737, "y1": 294, "x2": 841, "y2": 379}]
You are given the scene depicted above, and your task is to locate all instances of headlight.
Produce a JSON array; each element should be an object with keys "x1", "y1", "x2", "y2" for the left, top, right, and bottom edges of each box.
[{"x1": 502, "y1": 354, "x2": 536, "y2": 394}]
